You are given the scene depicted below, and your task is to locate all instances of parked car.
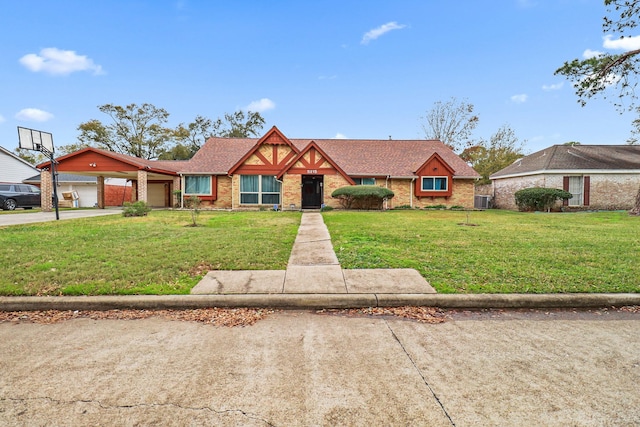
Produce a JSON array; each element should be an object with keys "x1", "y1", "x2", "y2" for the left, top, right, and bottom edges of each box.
[{"x1": 0, "y1": 183, "x2": 41, "y2": 210}]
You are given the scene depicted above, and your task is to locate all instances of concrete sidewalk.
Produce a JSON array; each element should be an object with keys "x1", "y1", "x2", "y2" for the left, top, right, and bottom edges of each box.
[{"x1": 191, "y1": 212, "x2": 437, "y2": 295}]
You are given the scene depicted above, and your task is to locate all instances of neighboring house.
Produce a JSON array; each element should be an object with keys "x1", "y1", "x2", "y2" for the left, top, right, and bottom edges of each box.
[
  {"x1": 24, "y1": 174, "x2": 134, "y2": 208},
  {"x1": 0, "y1": 146, "x2": 38, "y2": 183},
  {"x1": 37, "y1": 126, "x2": 479, "y2": 210},
  {"x1": 24, "y1": 173, "x2": 98, "y2": 208},
  {"x1": 490, "y1": 144, "x2": 640, "y2": 210}
]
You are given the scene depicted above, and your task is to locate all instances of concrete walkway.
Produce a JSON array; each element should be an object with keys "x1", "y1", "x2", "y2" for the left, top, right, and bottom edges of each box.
[
  {"x1": 191, "y1": 212, "x2": 436, "y2": 295},
  {"x1": 0, "y1": 208, "x2": 122, "y2": 226}
]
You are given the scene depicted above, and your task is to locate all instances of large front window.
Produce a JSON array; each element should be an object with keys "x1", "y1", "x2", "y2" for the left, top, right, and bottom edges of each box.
[
  {"x1": 421, "y1": 176, "x2": 448, "y2": 191},
  {"x1": 185, "y1": 175, "x2": 211, "y2": 195},
  {"x1": 240, "y1": 175, "x2": 281, "y2": 205}
]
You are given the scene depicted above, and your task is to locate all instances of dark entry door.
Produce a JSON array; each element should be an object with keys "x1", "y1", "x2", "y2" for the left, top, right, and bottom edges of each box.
[{"x1": 301, "y1": 175, "x2": 323, "y2": 208}]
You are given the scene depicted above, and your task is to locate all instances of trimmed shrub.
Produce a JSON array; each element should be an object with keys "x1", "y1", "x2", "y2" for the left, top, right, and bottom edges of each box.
[
  {"x1": 123, "y1": 201, "x2": 151, "y2": 217},
  {"x1": 514, "y1": 187, "x2": 572, "y2": 212},
  {"x1": 331, "y1": 185, "x2": 394, "y2": 210}
]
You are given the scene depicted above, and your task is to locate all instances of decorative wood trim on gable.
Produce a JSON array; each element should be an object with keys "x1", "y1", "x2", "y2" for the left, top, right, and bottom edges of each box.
[
  {"x1": 228, "y1": 126, "x2": 300, "y2": 175},
  {"x1": 277, "y1": 141, "x2": 355, "y2": 184},
  {"x1": 414, "y1": 153, "x2": 454, "y2": 197}
]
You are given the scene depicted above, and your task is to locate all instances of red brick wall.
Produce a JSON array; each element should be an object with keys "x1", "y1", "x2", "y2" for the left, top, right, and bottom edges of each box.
[{"x1": 105, "y1": 184, "x2": 133, "y2": 206}]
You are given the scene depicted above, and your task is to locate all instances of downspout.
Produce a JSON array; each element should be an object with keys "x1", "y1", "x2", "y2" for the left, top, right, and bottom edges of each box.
[{"x1": 179, "y1": 173, "x2": 185, "y2": 209}]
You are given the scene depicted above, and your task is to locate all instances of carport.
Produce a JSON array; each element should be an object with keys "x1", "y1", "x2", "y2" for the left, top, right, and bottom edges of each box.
[{"x1": 37, "y1": 148, "x2": 182, "y2": 211}]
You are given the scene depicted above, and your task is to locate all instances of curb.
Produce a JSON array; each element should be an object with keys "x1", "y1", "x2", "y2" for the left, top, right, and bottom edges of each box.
[{"x1": 1, "y1": 293, "x2": 639, "y2": 311}]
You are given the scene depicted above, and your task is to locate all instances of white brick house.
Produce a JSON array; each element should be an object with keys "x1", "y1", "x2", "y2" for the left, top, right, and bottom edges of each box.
[{"x1": 490, "y1": 145, "x2": 640, "y2": 210}]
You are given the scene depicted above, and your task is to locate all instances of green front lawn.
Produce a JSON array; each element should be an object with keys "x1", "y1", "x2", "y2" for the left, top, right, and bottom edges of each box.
[
  {"x1": 1, "y1": 209, "x2": 638, "y2": 296},
  {"x1": 323, "y1": 210, "x2": 640, "y2": 293},
  {"x1": 0, "y1": 211, "x2": 300, "y2": 296}
]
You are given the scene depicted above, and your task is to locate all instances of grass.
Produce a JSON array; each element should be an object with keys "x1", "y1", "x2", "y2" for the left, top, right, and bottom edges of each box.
[
  {"x1": 2, "y1": 209, "x2": 639, "y2": 295},
  {"x1": 322, "y1": 210, "x2": 640, "y2": 294},
  {"x1": 0, "y1": 210, "x2": 300, "y2": 296}
]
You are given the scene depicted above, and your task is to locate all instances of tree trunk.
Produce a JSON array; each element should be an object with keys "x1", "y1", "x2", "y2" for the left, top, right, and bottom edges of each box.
[{"x1": 630, "y1": 186, "x2": 640, "y2": 215}]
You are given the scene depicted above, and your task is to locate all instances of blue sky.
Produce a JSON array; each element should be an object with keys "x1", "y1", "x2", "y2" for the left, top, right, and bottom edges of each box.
[{"x1": 1, "y1": 0, "x2": 638, "y2": 157}]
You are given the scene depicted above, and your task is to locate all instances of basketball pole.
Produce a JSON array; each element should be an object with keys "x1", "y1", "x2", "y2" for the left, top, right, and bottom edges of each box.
[{"x1": 46, "y1": 147, "x2": 60, "y2": 220}]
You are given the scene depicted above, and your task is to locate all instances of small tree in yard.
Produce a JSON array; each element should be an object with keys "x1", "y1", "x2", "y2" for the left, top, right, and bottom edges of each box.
[
  {"x1": 331, "y1": 186, "x2": 394, "y2": 209},
  {"x1": 122, "y1": 201, "x2": 152, "y2": 217},
  {"x1": 514, "y1": 188, "x2": 573, "y2": 212},
  {"x1": 185, "y1": 196, "x2": 202, "y2": 226}
]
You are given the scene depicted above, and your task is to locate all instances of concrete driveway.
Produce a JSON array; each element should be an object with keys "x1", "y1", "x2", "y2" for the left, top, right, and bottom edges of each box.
[
  {"x1": 1, "y1": 309, "x2": 638, "y2": 426},
  {"x1": 0, "y1": 208, "x2": 122, "y2": 226}
]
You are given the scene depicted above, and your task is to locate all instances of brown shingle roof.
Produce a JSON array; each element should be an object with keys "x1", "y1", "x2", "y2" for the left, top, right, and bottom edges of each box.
[
  {"x1": 490, "y1": 145, "x2": 640, "y2": 179},
  {"x1": 187, "y1": 137, "x2": 479, "y2": 178}
]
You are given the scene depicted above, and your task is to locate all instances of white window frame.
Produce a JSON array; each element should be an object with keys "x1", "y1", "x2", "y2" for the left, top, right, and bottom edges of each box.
[
  {"x1": 353, "y1": 177, "x2": 376, "y2": 185},
  {"x1": 240, "y1": 175, "x2": 281, "y2": 205},
  {"x1": 421, "y1": 176, "x2": 448, "y2": 192},
  {"x1": 568, "y1": 176, "x2": 583, "y2": 206}
]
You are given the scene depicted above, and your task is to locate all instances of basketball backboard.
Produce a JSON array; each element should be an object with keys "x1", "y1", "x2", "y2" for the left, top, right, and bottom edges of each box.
[{"x1": 17, "y1": 126, "x2": 54, "y2": 153}]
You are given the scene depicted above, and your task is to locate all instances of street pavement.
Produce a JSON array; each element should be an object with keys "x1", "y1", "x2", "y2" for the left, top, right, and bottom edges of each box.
[{"x1": 1, "y1": 309, "x2": 638, "y2": 426}]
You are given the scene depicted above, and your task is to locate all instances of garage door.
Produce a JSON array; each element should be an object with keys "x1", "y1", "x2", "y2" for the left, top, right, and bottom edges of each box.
[{"x1": 148, "y1": 183, "x2": 167, "y2": 207}]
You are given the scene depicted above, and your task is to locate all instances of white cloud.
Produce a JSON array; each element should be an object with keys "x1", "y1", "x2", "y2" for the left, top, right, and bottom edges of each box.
[
  {"x1": 361, "y1": 21, "x2": 407, "y2": 45},
  {"x1": 583, "y1": 48, "x2": 604, "y2": 59},
  {"x1": 245, "y1": 98, "x2": 275, "y2": 113},
  {"x1": 0, "y1": 114, "x2": 5, "y2": 123},
  {"x1": 19, "y1": 48, "x2": 104, "y2": 76},
  {"x1": 333, "y1": 133, "x2": 347, "y2": 139},
  {"x1": 510, "y1": 94, "x2": 528, "y2": 104},
  {"x1": 542, "y1": 82, "x2": 563, "y2": 91},
  {"x1": 603, "y1": 34, "x2": 640, "y2": 51},
  {"x1": 15, "y1": 108, "x2": 54, "y2": 122}
]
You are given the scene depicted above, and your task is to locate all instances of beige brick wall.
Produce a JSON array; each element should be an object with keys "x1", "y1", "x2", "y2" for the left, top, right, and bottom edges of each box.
[
  {"x1": 589, "y1": 174, "x2": 640, "y2": 209},
  {"x1": 385, "y1": 178, "x2": 475, "y2": 209},
  {"x1": 282, "y1": 174, "x2": 301, "y2": 209},
  {"x1": 211, "y1": 175, "x2": 233, "y2": 208},
  {"x1": 324, "y1": 174, "x2": 352, "y2": 208},
  {"x1": 137, "y1": 170, "x2": 148, "y2": 203},
  {"x1": 493, "y1": 173, "x2": 640, "y2": 210},
  {"x1": 40, "y1": 169, "x2": 52, "y2": 211}
]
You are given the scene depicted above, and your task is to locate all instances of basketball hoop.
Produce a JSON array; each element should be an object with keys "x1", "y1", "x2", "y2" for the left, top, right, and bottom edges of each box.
[{"x1": 17, "y1": 126, "x2": 59, "y2": 220}]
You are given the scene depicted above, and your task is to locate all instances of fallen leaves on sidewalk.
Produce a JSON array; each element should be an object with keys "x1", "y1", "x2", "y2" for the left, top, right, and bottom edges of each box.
[
  {"x1": 318, "y1": 306, "x2": 448, "y2": 324},
  {"x1": 0, "y1": 308, "x2": 275, "y2": 327}
]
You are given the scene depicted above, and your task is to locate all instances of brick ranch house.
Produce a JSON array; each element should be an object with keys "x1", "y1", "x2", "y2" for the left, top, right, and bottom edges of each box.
[
  {"x1": 37, "y1": 126, "x2": 479, "y2": 210},
  {"x1": 490, "y1": 144, "x2": 640, "y2": 210}
]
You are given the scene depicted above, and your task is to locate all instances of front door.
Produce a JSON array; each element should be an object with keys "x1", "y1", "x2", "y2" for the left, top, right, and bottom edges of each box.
[{"x1": 301, "y1": 175, "x2": 323, "y2": 208}]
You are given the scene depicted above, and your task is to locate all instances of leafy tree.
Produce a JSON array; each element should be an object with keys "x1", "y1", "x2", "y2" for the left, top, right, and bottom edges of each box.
[
  {"x1": 555, "y1": 1, "x2": 640, "y2": 109},
  {"x1": 77, "y1": 103, "x2": 175, "y2": 160},
  {"x1": 13, "y1": 148, "x2": 47, "y2": 165},
  {"x1": 72, "y1": 104, "x2": 267, "y2": 160},
  {"x1": 218, "y1": 110, "x2": 265, "y2": 138},
  {"x1": 158, "y1": 111, "x2": 266, "y2": 160},
  {"x1": 460, "y1": 124, "x2": 525, "y2": 185},
  {"x1": 421, "y1": 97, "x2": 479, "y2": 153},
  {"x1": 563, "y1": 141, "x2": 581, "y2": 146}
]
